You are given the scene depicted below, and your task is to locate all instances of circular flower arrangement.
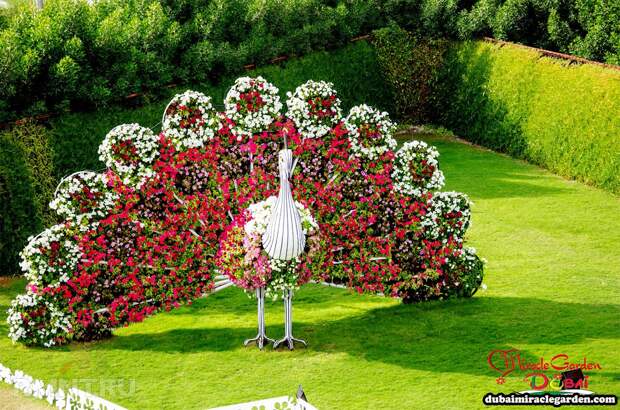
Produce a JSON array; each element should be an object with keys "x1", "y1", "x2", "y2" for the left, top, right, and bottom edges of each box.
[
  {"x1": 286, "y1": 80, "x2": 342, "y2": 139},
  {"x1": 392, "y1": 140, "x2": 445, "y2": 197},
  {"x1": 19, "y1": 224, "x2": 81, "y2": 288},
  {"x1": 98, "y1": 123, "x2": 159, "y2": 187},
  {"x1": 443, "y1": 246, "x2": 485, "y2": 298},
  {"x1": 7, "y1": 291, "x2": 72, "y2": 347},
  {"x1": 49, "y1": 171, "x2": 118, "y2": 226},
  {"x1": 224, "y1": 76, "x2": 282, "y2": 140},
  {"x1": 421, "y1": 191, "x2": 471, "y2": 242},
  {"x1": 217, "y1": 196, "x2": 319, "y2": 298},
  {"x1": 162, "y1": 90, "x2": 220, "y2": 149},
  {"x1": 345, "y1": 104, "x2": 397, "y2": 160}
]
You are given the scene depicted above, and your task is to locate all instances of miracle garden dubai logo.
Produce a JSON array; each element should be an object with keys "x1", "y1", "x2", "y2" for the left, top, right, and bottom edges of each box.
[{"x1": 487, "y1": 349, "x2": 602, "y2": 392}]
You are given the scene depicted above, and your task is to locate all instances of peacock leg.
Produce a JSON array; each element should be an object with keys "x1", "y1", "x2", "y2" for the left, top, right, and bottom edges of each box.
[
  {"x1": 273, "y1": 289, "x2": 307, "y2": 350},
  {"x1": 244, "y1": 287, "x2": 274, "y2": 349}
]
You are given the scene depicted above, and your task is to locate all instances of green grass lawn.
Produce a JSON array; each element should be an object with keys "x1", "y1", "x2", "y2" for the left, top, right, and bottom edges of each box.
[{"x1": 0, "y1": 133, "x2": 618, "y2": 409}]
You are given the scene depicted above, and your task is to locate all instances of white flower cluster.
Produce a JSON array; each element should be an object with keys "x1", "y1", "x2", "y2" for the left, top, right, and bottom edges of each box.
[
  {"x1": 267, "y1": 258, "x2": 302, "y2": 295},
  {"x1": 6, "y1": 291, "x2": 72, "y2": 347},
  {"x1": 162, "y1": 90, "x2": 220, "y2": 149},
  {"x1": 224, "y1": 76, "x2": 282, "y2": 139},
  {"x1": 421, "y1": 191, "x2": 471, "y2": 242},
  {"x1": 244, "y1": 196, "x2": 318, "y2": 237},
  {"x1": 98, "y1": 123, "x2": 159, "y2": 187},
  {"x1": 286, "y1": 80, "x2": 342, "y2": 139},
  {"x1": 461, "y1": 246, "x2": 481, "y2": 267},
  {"x1": 0, "y1": 363, "x2": 119, "y2": 410},
  {"x1": 392, "y1": 140, "x2": 445, "y2": 197},
  {"x1": 345, "y1": 104, "x2": 397, "y2": 160},
  {"x1": 49, "y1": 171, "x2": 118, "y2": 226},
  {"x1": 19, "y1": 224, "x2": 81, "y2": 287}
]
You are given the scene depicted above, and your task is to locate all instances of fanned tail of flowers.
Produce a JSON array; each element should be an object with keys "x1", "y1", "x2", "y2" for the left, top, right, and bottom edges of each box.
[{"x1": 8, "y1": 80, "x2": 485, "y2": 347}]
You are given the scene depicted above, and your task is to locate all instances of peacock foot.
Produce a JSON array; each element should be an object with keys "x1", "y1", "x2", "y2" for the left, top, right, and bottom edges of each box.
[
  {"x1": 273, "y1": 336, "x2": 307, "y2": 350},
  {"x1": 244, "y1": 334, "x2": 275, "y2": 350}
]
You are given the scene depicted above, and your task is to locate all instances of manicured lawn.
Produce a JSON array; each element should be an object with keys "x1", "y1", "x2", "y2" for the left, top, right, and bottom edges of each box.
[{"x1": 1, "y1": 133, "x2": 618, "y2": 409}]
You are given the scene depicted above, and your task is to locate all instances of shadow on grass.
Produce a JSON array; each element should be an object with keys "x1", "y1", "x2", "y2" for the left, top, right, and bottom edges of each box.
[{"x1": 91, "y1": 295, "x2": 620, "y2": 377}]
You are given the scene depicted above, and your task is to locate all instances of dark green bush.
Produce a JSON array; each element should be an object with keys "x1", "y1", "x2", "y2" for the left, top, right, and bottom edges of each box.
[
  {"x1": 567, "y1": 0, "x2": 620, "y2": 65},
  {"x1": 373, "y1": 24, "x2": 448, "y2": 123},
  {"x1": 0, "y1": 121, "x2": 56, "y2": 276}
]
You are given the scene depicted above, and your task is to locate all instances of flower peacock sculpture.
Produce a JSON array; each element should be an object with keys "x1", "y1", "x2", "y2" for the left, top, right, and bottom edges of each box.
[{"x1": 7, "y1": 77, "x2": 485, "y2": 348}]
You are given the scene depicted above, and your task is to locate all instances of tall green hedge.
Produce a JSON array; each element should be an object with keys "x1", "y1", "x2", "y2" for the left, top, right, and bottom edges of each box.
[
  {"x1": 372, "y1": 25, "x2": 620, "y2": 194},
  {"x1": 0, "y1": 121, "x2": 56, "y2": 276},
  {"x1": 1, "y1": 0, "x2": 619, "y2": 121},
  {"x1": 435, "y1": 41, "x2": 620, "y2": 194}
]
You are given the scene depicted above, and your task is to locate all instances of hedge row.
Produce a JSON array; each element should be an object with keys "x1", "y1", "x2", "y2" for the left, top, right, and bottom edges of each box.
[
  {"x1": 0, "y1": 121, "x2": 56, "y2": 276},
  {"x1": 374, "y1": 26, "x2": 620, "y2": 195},
  {"x1": 437, "y1": 41, "x2": 620, "y2": 195},
  {"x1": 1, "y1": 0, "x2": 619, "y2": 121},
  {"x1": 0, "y1": 40, "x2": 391, "y2": 276}
]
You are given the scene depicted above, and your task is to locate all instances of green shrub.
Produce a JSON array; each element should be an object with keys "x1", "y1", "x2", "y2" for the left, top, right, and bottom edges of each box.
[
  {"x1": 1, "y1": 0, "x2": 385, "y2": 119},
  {"x1": 456, "y1": 0, "x2": 497, "y2": 39},
  {"x1": 434, "y1": 40, "x2": 620, "y2": 194},
  {"x1": 0, "y1": 121, "x2": 56, "y2": 276},
  {"x1": 491, "y1": 0, "x2": 553, "y2": 49},
  {"x1": 373, "y1": 24, "x2": 448, "y2": 123},
  {"x1": 568, "y1": 0, "x2": 620, "y2": 65}
]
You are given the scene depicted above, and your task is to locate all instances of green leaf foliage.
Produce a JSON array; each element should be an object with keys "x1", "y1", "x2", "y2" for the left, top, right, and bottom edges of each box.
[{"x1": 0, "y1": 121, "x2": 55, "y2": 275}]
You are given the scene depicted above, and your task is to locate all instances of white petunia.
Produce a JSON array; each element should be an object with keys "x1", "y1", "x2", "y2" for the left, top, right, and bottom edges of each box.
[
  {"x1": 98, "y1": 123, "x2": 159, "y2": 187},
  {"x1": 162, "y1": 90, "x2": 220, "y2": 149},
  {"x1": 345, "y1": 104, "x2": 397, "y2": 160},
  {"x1": 224, "y1": 76, "x2": 282, "y2": 138},
  {"x1": 286, "y1": 80, "x2": 342, "y2": 139}
]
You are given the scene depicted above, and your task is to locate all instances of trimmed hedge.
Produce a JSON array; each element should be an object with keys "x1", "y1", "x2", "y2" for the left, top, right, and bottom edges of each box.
[
  {"x1": 0, "y1": 121, "x2": 56, "y2": 276},
  {"x1": 373, "y1": 25, "x2": 620, "y2": 195},
  {"x1": 435, "y1": 41, "x2": 620, "y2": 195},
  {"x1": 1, "y1": 0, "x2": 619, "y2": 121}
]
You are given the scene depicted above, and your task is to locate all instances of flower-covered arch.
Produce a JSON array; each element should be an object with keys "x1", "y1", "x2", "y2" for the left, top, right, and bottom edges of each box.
[{"x1": 8, "y1": 77, "x2": 484, "y2": 347}]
